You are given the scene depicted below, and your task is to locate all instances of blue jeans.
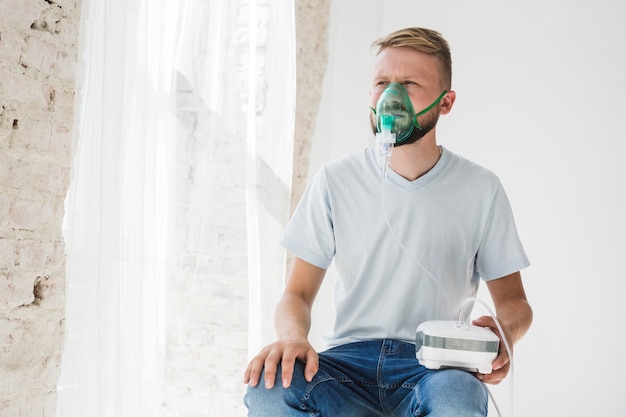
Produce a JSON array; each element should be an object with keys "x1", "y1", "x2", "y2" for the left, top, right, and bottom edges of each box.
[{"x1": 244, "y1": 339, "x2": 488, "y2": 417}]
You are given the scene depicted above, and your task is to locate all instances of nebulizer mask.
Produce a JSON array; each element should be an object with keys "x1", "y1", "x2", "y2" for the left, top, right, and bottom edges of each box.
[{"x1": 372, "y1": 82, "x2": 447, "y2": 157}]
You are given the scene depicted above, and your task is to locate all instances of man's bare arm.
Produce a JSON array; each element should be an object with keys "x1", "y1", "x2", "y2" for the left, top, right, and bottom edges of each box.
[{"x1": 244, "y1": 257, "x2": 326, "y2": 388}]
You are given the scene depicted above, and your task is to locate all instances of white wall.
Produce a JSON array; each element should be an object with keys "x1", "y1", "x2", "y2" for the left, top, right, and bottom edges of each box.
[{"x1": 309, "y1": 1, "x2": 626, "y2": 416}]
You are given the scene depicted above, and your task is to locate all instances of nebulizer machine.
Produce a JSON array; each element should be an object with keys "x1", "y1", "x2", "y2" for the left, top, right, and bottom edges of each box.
[{"x1": 373, "y1": 83, "x2": 515, "y2": 417}]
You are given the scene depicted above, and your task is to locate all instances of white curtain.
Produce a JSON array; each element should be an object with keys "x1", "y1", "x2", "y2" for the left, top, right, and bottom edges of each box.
[
  {"x1": 57, "y1": 0, "x2": 295, "y2": 416},
  {"x1": 245, "y1": 0, "x2": 297, "y2": 357},
  {"x1": 57, "y1": 0, "x2": 180, "y2": 416}
]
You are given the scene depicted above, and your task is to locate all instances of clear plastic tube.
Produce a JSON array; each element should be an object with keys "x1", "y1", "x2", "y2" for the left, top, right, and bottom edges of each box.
[
  {"x1": 379, "y1": 152, "x2": 514, "y2": 417},
  {"x1": 459, "y1": 297, "x2": 515, "y2": 417},
  {"x1": 379, "y1": 148, "x2": 453, "y2": 316}
]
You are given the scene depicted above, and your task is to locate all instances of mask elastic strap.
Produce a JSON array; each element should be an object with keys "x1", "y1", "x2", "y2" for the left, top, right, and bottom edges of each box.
[{"x1": 414, "y1": 90, "x2": 448, "y2": 130}]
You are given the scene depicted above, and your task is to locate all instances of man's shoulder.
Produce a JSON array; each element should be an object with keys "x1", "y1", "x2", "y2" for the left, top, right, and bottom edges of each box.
[
  {"x1": 445, "y1": 149, "x2": 501, "y2": 183},
  {"x1": 323, "y1": 146, "x2": 376, "y2": 173}
]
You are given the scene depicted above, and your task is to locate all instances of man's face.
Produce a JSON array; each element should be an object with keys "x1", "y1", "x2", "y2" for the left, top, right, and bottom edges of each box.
[{"x1": 369, "y1": 47, "x2": 446, "y2": 145}]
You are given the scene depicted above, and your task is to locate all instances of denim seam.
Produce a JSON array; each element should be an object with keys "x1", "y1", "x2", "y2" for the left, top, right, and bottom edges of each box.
[{"x1": 299, "y1": 374, "x2": 359, "y2": 414}]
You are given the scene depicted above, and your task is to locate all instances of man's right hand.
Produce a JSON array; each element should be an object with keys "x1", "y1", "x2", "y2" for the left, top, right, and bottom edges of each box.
[
  {"x1": 243, "y1": 338, "x2": 319, "y2": 389},
  {"x1": 244, "y1": 258, "x2": 326, "y2": 389}
]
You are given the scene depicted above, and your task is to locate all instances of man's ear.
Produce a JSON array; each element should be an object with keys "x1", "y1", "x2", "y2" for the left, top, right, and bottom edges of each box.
[{"x1": 439, "y1": 90, "x2": 456, "y2": 115}]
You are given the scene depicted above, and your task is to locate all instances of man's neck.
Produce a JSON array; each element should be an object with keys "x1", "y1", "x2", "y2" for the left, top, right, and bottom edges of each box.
[{"x1": 389, "y1": 137, "x2": 442, "y2": 181}]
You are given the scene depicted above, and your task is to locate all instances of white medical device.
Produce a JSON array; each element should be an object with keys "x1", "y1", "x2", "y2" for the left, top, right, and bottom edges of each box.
[{"x1": 415, "y1": 320, "x2": 500, "y2": 374}]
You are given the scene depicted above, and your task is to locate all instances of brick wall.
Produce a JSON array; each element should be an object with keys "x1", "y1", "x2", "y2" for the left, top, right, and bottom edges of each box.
[
  {"x1": 292, "y1": 1, "x2": 329, "y2": 214},
  {"x1": 0, "y1": 0, "x2": 81, "y2": 415}
]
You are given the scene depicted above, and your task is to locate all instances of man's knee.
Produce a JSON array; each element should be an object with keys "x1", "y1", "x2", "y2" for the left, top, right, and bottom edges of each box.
[
  {"x1": 418, "y1": 370, "x2": 488, "y2": 417},
  {"x1": 244, "y1": 363, "x2": 310, "y2": 417}
]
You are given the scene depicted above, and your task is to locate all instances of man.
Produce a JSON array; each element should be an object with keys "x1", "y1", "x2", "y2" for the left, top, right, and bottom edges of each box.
[{"x1": 244, "y1": 27, "x2": 532, "y2": 417}]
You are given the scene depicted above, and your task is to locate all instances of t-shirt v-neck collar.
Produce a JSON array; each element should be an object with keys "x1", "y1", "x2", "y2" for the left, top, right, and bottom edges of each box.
[{"x1": 374, "y1": 146, "x2": 451, "y2": 191}]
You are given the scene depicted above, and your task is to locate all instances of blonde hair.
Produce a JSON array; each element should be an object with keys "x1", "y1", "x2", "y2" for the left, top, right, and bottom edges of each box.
[{"x1": 372, "y1": 27, "x2": 452, "y2": 89}]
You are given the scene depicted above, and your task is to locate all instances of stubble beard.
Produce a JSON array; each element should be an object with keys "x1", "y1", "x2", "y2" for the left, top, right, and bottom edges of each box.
[{"x1": 370, "y1": 109, "x2": 440, "y2": 147}]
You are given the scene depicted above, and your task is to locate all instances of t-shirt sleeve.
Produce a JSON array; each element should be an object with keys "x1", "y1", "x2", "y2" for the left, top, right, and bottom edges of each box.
[
  {"x1": 279, "y1": 168, "x2": 335, "y2": 269},
  {"x1": 475, "y1": 183, "x2": 530, "y2": 280}
]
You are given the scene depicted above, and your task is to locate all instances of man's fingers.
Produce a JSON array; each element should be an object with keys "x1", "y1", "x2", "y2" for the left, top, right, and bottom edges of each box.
[
  {"x1": 304, "y1": 349, "x2": 319, "y2": 381},
  {"x1": 280, "y1": 348, "x2": 319, "y2": 387},
  {"x1": 244, "y1": 341, "x2": 319, "y2": 389},
  {"x1": 243, "y1": 363, "x2": 256, "y2": 386},
  {"x1": 262, "y1": 351, "x2": 282, "y2": 389},
  {"x1": 244, "y1": 355, "x2": 267, "y2": 387},
  {"x1": 492, "y1": 346, "x2": 510, "y2": 372},
  {"x1": 280, "y1": 357, "x2": 296, "y2": 388}
]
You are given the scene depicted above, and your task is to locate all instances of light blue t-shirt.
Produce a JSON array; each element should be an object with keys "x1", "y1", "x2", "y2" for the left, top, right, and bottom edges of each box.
[{"x1": 281, "y1": 146, "x2": 529, "y2": 350}]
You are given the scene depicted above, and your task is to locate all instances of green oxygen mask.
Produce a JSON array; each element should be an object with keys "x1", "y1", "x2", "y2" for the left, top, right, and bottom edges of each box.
[{"x1": 372, "y1": 82, "x2": 447, "y2": 144}]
